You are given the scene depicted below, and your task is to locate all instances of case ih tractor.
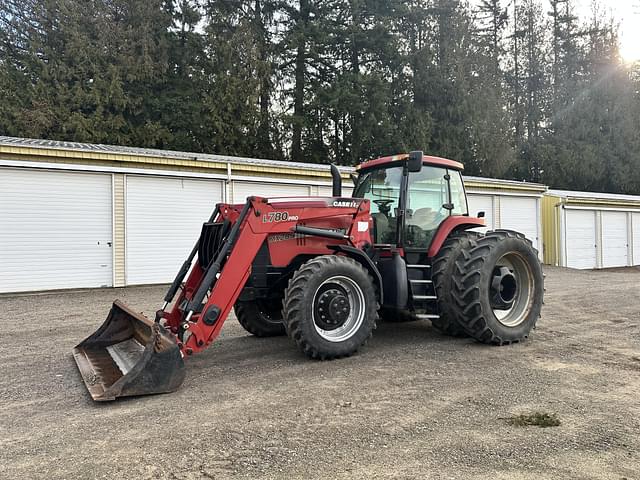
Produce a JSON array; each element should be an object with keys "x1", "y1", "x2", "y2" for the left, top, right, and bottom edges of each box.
[{"x1": 73, "y1": 151, "x2": 543, "y2": 401}]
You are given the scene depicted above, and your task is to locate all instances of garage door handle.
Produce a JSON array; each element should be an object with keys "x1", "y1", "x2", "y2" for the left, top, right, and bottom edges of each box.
[{"x1": 107, "y1": 242, "x2": 112, "y2": 247}]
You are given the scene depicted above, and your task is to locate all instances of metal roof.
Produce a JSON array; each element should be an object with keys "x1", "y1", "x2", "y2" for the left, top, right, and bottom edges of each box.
[
  {"x1": 464, "y1": 175, "x2": 546, "y2": 191},
  {"x1": 0, "y1": 135, "x2": 352, "y2": 173},
  {"x1": 0, "y1": 135, "x2": 548, "y2": 191},
  {"x1": 547, "y1": 189, "x2": 640, "y2": 203}
]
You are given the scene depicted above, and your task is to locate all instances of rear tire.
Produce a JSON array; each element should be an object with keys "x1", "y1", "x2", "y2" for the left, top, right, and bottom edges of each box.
[
  {"x1": 283, "y1": 255, "x2": 378, "y2": 359},
  {"x1": 452, "y1": 230, "x2": 543, "y2": 345},
  {"x1": 431, "y1": 230, "x2": 479, "y2": 337},
  {"x1": 234, "y1": 300, "x2": 286, "y2": 337}
]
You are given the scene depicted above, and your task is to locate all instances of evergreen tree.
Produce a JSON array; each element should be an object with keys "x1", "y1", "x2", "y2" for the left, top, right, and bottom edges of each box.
[
  {"x1": 507, "y1": 0, "x2": 549, "y2": 182},
  {"x1": 467, "y1": 0, "x2": 514, "y2": 177},
  {"x1": 0, "y1": 0, "x2": 638, "y2": 194}
]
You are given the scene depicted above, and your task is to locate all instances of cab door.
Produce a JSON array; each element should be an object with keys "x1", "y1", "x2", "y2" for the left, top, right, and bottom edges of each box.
[{"x1": 403, "y1": 167, "x2": 468, "y2": 250}]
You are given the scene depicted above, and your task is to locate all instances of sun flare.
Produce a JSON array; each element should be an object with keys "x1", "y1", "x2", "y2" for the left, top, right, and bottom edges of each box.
[
  {"x1": 619, "y1": 23, "x2": 640, "y2": 63},
  {"x1": 619, "y1": 41, "x2": 640, "y2": 63},
  {"x1": 617, "y1": 2, "x2": 640, "y2": 63}
]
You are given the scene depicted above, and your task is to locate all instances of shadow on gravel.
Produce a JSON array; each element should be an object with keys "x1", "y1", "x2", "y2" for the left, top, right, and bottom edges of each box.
[{"x1": 189, "y1": 319, "x2": 474, "y2": 372}]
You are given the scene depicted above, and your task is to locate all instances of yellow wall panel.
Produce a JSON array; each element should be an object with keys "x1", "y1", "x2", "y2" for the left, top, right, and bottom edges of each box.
[
  {"x1": 112, "y1": 174, "x2": 126, "y2": 287},
  {"x1": 541, "y1": 195, "x2": 561, "y2": 265}
]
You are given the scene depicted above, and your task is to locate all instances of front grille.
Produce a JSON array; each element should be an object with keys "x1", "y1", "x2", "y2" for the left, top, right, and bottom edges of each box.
[{"x1": 198, "y1": 220, "x2": 231, "y2": 269}]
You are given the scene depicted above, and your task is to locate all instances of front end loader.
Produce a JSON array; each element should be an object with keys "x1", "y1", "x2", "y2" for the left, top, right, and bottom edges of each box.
[{"x1": 73, "y1": 152, "x2": 544, "y2": 401}]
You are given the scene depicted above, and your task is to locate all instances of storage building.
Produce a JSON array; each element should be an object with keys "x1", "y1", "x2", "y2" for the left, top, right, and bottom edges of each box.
[
  {"x1": 1, "y1": 136, "x2": 545, "y2": 293},
  {"x1": 542, "y1": 189, "x2": 640, "y2": 269}
]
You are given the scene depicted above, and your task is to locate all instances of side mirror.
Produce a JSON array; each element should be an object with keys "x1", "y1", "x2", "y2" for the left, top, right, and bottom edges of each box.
[
  {"x1": 407, "y1": 151, "x2": 423, "y2": 173},
  {"x1": 477, "y1": 211, "x2": 486, "y2": 218}
]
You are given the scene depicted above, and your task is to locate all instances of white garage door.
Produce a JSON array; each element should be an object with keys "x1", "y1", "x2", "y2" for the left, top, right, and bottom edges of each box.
[
  {"x1": 126, "y1": 176, "x2": 223, "y2": 285},
  {"x1": 467, "y1": 194, "x2": 494, "y2": 229},
  {"x1": 633, "y1": 213, "x2": 640, "y2": 266},
  {"x1": 232, "y1": 181, "x2": 310, "y2": 203},
  {"x1": 565, "y1": 209, "x2": 597, "y2": 269},
  {"x1": 500, "y1": 196, "x2": 539, "y2": 246},
  {"x1": 0, "y1": 168, "x2": 113, "y2": 292},
  {"x1": 318, "y1": 185, "x2": 336, "y2": 197},
  {"x1": 601, "y1": 211, "x2": 628, "y2": 268}
]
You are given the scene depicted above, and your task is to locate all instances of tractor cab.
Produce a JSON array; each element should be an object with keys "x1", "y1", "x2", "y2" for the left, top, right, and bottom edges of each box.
[
  {"x1": 352, "y1": 151, "x2": 471, "y2": 251},
  {"x1": 349, "y1": 151, "x2": 487, "y2": 327}
]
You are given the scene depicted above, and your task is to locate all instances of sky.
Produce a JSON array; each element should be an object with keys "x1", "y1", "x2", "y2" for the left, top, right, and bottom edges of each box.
[{"x1": 570, "y1": 0, "x2": 640, "y2": 62}]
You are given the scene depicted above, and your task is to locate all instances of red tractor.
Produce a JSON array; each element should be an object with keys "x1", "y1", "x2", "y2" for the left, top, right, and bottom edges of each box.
[{"x1": 73, "y1": 151, "x2": 543, "y2": 401}]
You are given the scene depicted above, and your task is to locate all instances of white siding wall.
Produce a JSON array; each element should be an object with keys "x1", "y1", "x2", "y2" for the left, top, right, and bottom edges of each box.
[
  {"x1": 125, "y1": 176, "x2": 223, "y2": 285},
  {"x1": 601, "y1": 211, "x2": 629, "y2": 268},
  {"x1": 633, "y1": 213, "x2": 640, "y2": 266},
  {"x1": 0, "y1": 168, "x2": 113, "y2": 292},
  {"x1": 500, "y1": 196, "x2": 539, "y2": 246},
  {"x1": 565, "y1": 209, "x2": 597, "y2": 269},
  {"x1": 232, "y1": 181, "x2": 310, "y2": 203},
  {"x1": 466, "y1": 193, "x2": 542, "y2": 257},
  {"x1": 318, "y1": 185, "x2": 337, "y2": 197},
  {"x1": 467, "y1": 194, "x2": 495, "y2": 229}
]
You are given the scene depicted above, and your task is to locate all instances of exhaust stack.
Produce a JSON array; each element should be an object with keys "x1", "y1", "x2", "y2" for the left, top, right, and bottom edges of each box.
[{"x1": 330, "y1": 164, "x2": 342, "y2": 197}]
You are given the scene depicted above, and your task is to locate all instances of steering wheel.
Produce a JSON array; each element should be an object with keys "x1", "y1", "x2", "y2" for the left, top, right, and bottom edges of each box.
[{"x1": 373, "y1": 199, "x2": 394, "y2": 215}]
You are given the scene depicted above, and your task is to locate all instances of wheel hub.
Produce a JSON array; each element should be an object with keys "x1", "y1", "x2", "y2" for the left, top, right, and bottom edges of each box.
[
  {"x1": 315, "y1": 288, "x2": 351, "y2": 330},
  {"x1": 490, "y1": 266, "x2": 517, "y2": 310}
]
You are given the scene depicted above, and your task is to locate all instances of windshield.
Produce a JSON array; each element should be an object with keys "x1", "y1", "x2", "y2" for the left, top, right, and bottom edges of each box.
[{"x1": 353, "y1": 166, "x2": 403, "y2": 244}]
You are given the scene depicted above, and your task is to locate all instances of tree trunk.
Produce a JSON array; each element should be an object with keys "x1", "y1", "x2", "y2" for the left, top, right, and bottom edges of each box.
[
  {"x1": 291, "y1": 0, "x2": 310, "y2": 162},
  {"x1": 255, "y1": 0, "x2": 272, "y2": 157},
  {"x1": 349, "y1": 0, "x2": 360, "y2": 164}
]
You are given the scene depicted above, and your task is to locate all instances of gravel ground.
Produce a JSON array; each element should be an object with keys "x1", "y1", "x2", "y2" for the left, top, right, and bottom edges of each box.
[{"x1": 0, "y1": 266, "x2": 639, "y2": 479}]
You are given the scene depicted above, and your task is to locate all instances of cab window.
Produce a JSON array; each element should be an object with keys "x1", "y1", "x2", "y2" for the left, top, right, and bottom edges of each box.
[
  {"x1": 404, "y1": 167, "x2": 468, "y2": 247},
  {"x1": 353, "y1": 166, "x2": 403, "y2": 244}
]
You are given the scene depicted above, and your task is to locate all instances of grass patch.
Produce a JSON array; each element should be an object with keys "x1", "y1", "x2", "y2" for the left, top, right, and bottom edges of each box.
[{"x1": 507, "y1": 412, "x2": 561, "y2": 428}]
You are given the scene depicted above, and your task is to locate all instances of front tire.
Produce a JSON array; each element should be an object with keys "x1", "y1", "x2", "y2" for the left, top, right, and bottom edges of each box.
[
  {"x1": 283, "y1": 255, "x2": 378, "y2": 359},
  {"x1": 234, "y1": 299, "x2": 286, "y2": 337},
  {"x1": 452, "y1": 230, "x2": 543, "y2": 345}
]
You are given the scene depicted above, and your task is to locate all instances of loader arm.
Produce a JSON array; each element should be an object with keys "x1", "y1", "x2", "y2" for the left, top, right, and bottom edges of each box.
[
  {"x1": 73, "y1": 195, "x2": 372, "y2": 400},
  {"x1": 161, "y1": 196, "x2": 372, "y2": 356}
]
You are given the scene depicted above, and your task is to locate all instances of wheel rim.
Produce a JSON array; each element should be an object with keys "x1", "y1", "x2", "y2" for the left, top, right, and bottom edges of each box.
[
  {"x1": 256, "y1": 299, "x2": 282, "y2": 324},
  {"x1": 490, "y1": 252, "x2": 534, "y2": 327},
  {"x1": 312, "y1": 275, "x2": 366, "y2": 342}
]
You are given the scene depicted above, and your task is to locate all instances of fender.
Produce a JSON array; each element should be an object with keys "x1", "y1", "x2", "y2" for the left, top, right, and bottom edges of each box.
[
  {"x1": 328, "y1": 244, "x2": 383, "y2": 304},
  {"x1": 427, "y1": 216, "x2": 485, "y2": 257}
]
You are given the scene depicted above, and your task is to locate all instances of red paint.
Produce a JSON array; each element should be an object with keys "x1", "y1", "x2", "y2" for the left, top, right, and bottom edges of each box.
[
  {"x1": 358, "y1": 154, "x2": 464, "y2": 172},
  {"x1": 159, "y1": 197, "x2": 372, "y2": 355},
  {"x1": 158, "y1": 193, "x2": 482, "y2": 358},
  {"x1": 427, "y1": 216, "x2": 485, "y2": 257}
]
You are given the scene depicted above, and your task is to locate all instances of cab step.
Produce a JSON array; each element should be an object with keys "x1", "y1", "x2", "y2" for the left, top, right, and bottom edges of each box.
[{"x1": 412, "y1": 294, "x2": 437, "y2": 301}]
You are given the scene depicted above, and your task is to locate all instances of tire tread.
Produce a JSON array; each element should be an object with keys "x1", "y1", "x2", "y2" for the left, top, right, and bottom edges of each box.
[
  {"x1": 283, "y1": 255, "x2": 378, "y2": 360},
  {"x1": 450, "y1": 230, "x2": 543, "y2": 345}
]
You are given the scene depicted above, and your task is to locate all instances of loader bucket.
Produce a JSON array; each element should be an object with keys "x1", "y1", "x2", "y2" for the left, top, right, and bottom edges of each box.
[{"x1": 72, "y1": 300, "x2": 186, "y2": 401}]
